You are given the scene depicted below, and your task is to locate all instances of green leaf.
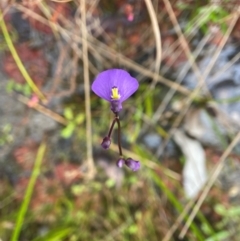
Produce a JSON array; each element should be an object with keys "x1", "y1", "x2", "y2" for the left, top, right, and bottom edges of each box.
[
  {"x1": 145, "y1": 94, "x2": 153, "y2": 117},
  {"x1": 215, "y1": 204, "x2": 240, "y2": 217},
  {"x1": 61, "y1": 122, "x2": 75, "y2": 138},
  {"x1": 105, "y1": 178, "x2": 116, "y2": 188},
  {"x1": 205, "y1": 231, "x2": 230, "y2": 241},
  {"x1": 31, "y1": 227, "x2": 72, "y2": 241},
  {"x1": 14, "y1": 83, "x2": 23, "y2": 91},
  {"x1": 6, "y1": 80, "x2": 15, "y2": 93},
  {"x1": 64, "y1": 107, "x2": 74, "y2": 120},
  {"x1": 23, "y1": 84, "x2": 32, "y2": 97},
  {"x1": 71, "y1": 184, "x2": 86, "y2": 196},
  {"x1": 3, "y1": 124, "x2": 12, "y2": 133},
  {"x1": 127, "y1": 224, "x2": 138, "y2": 234},
  {"x1": 75, "y1": 113, "x2": 85, "y2": 124}
]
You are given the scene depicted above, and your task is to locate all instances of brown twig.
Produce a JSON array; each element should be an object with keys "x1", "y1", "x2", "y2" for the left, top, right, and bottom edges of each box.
[
  {"x1": 17, "y1": 94, "x2": 68, "y2": 125},
  {"x1": 15, "y1": 3, "x2": 191, "y2": 96}
]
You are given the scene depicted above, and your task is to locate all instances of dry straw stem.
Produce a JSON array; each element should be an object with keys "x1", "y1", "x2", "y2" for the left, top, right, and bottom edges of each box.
[
  {"x1": 180, "y1": 130, "x2": 240, "y2": 239},
  {"x1": 213, "y1": 51, "x2": 240, "y2": 79},
  {"x1": 161, "y1": 7, "x2": 214, "y2": 75},
  {"x1": 51, "y1": 50, "x2": 79, "y2": 98},
  {"x1": 138, "y1": 0, "x2": 162, "y2": 106},
  {"x1": 80, "y1": 0, "x2": 95, "y2": 178},
  {"x1": 14, "y1": 3, "x2": 191, "y2": 96},
  {"x1": 162, "y1": 0, "x2": 211, "y2": 97},
  {"x1": 17, "y1": 94, "x2": 68, "y2": 125},
  {"x1": 109, "y1": 141, "x2": 181, "y2": 182},
  {"x1": 88, "y1": 36, "x2": 190, "y2": 95},
  {"x1": 50, "y1": 0, "x2": 73, "y2": 2},
  {"x1": 144, "y1": 0, "x2": 162, "y2": 78},
  {"x1": 99, "y1": 217, "x2": 133, "y2": 241},
  {"x1": 49, "y1": 44, "x2": 69, "y2": 95},
  {"x1": 141, "y1": 9, "x2": 218, "y2": 133},
  {"x1": 162, "y1": 9, "x2": 240, "y2": 239},
  {"x1": 142, "y1": 34, "x2": 212, "y2": 134},
  {"x1": 156, "y1": 3, "x2": 240, "y2": 158},
  {"x1": 38, "y1": 1, "x2": 60, "y2": 38},
  {"x1": 47, "y1": 43, "x2": 79, "y2": 99}
]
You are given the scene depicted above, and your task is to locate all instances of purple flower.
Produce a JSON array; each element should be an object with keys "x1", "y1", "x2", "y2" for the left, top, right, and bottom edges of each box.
[
  {"x1": 91, "y1": 69, "x2": 139, "y2": 113},
  {"x1": 125, "y1": 158, "x2": 141, "y2": 172}
]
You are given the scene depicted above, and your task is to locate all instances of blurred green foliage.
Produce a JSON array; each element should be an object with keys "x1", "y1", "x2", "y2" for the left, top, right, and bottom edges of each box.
[
  {"x1": 0, "y1": 124, "x2": 13, "y2": 146},
  {"x1": 61, "y1": 107, "x2": 85, "y2": 138},
  {"x1": 6, "y1": 80, "x2": 32, "y2": 96}
]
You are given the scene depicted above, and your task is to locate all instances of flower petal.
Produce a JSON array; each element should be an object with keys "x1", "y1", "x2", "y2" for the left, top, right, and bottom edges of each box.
[
  {"x1": 116, "y1": 158, "x2": 125, "y2": 168},
  {"x1": 91, "y1": 69, "x2": 139, "y2": 102}
]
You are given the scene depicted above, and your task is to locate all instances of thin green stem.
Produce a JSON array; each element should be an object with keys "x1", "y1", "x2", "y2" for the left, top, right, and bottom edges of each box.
[
  {"x1": 0, "y1": 10, "x2": 46, "y2": 101},
  {"x1": 11, "y1": 142, "x2": 46, "y2": 241}
]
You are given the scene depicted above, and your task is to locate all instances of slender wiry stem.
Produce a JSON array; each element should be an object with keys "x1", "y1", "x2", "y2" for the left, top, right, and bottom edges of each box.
[
  {"x1": 107, "y1": 118, "x2": 117, "y2": 138},
  {"x1": 144, "y1": 0, "x2": 162, "y2": 86},
  {"x1": 115, "y1": 117, "x2": 123, "y2": 156},
  {"x1": 80, "y1": 0, "x2": 95, "y2": 177}
]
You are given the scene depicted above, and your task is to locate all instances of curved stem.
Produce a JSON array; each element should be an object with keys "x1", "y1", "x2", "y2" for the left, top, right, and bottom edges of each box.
[
  {"x1": 107, "y1": 118, "x2": 117, "y2": 138},
  {"x1": 115, "y1": 117, "x2": 123, "y2": 156},
  {"x1": 0, "y1": 10, "x2": 46, "y2": 101}
]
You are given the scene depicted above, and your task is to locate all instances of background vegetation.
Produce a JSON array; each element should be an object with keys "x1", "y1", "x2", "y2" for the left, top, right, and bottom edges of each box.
[{"x1": 0, "y1": 0, "x2": 240, "y2": 240}]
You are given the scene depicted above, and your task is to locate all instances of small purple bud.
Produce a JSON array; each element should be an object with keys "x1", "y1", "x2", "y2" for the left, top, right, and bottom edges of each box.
[
  {"x1": 125, "y1": 158, "x2": 141, "y2": 172},
  {"x1": 116, "y1": 158, "x2": 125, "y2": 168},
  {"x1": 101, "y1": 136, "x2": 111, "y2": 149}
]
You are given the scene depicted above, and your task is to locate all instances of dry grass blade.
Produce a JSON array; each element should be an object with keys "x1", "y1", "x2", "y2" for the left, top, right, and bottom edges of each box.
[
  {"x1": 161, "y1": 5, "x2": 240, "y2": 241},
  {"x1": 144, "y1": 0, "x2": 162, "y2": 76},
  {"x1": 156, "y1": 5, "x2": 240, "y2": 158},
  {"x1": 17, "y1": 95, "x2": 68, "y2": 125},
  {"x1": 88, "y1": 36, "x2": 190, "y2": 95},
  {"x1": 109, "y1": 141, "x2": 181, "y2": 181},
  {"x1": 15, "y1": 4, "x2": 191, "y2": 96},
  {"x1": 53, "y1": 50, "x2": 79, "y2": 98},
  {"x1": 48, "y1": 44, "x2": 69, "y2": 97},
  {"x1": 162, "y1": 199, "x2": 195, "y2": 241},
  {"x1": 179, "y1": 131, "x2": 240, "y2": 238},
  {"x1": 80, "y1": 0, "x2": 95, "y2": 179},
  {"x1": 211, "y1": 51, "x2": 240, "y2": 80},
  {"x1": 147, "y1": 34, "x2": 212, "y2": 132},
  {"x1": 50, "y1": 0, "x2": 73, "y2": 2},
  {"x1": 162, "y1": 0, "x2": 211, "y2": 97}
]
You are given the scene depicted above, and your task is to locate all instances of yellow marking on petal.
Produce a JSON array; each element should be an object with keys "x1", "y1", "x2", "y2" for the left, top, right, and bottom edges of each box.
[{"x1": 111, "y1": 87, "x2": 121, "y2": 100}]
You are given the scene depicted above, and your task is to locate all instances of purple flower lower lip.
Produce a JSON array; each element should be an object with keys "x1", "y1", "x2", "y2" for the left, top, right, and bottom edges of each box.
[{"x1": 91, "y1": 69, "x2": 139, "y2": 112}]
